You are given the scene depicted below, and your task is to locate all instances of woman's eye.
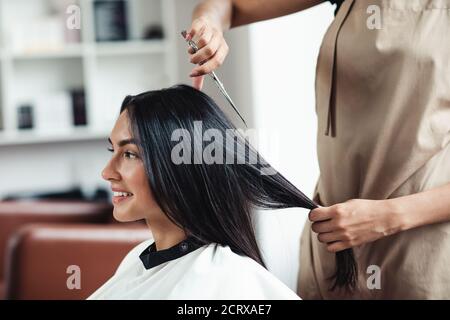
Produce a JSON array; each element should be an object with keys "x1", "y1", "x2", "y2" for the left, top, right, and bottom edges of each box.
[
  {"x1": 107, "y1": 147, "x2": 114, "y2": 153},
  {"x1": 124, "y1": 151, "x2": 138, "y2": 159}
]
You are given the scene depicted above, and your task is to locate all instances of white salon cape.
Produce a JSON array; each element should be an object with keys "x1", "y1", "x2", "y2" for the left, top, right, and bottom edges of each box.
[{"x1": 87, "y1": 237, "x2": 300, "y2": 300}]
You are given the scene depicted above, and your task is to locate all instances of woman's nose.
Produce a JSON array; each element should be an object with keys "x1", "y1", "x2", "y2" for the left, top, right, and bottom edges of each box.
[{"x1": 102, "y1": 159, "x2": 120, "y2": 182}]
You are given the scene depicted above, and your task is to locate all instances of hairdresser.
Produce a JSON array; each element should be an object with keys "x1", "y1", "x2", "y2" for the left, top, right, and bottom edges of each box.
[{"x1": 186, "y1": 0, "x2": 450, "y2": 299}]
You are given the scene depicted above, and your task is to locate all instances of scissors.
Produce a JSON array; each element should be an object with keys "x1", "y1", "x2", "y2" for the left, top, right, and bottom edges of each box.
[{"x1": 181, "y1": 30, "x2": 247, "y2": 127}]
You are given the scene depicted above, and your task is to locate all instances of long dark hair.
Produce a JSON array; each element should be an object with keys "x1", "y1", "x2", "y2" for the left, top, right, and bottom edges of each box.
[{"x1": 120, "y1": 84, "x2": 356, "y2": 291}]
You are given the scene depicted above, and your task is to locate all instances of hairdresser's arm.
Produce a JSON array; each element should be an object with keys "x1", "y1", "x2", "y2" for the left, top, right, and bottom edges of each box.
[
  {"x1": 309, "y1": 183, "x2": 450, "y2": 252},
  {"x1": 186, "y1": 0, "x2": 325, "y2": 88}
]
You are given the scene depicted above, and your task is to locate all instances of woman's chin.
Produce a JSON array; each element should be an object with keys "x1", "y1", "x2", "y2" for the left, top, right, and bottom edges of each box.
[{"x1": 112, "y1": 205, "x2": 141, "y2": 223}]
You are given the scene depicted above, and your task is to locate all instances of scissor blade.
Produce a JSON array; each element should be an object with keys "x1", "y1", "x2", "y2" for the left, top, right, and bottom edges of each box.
[{"x1": 210, "y1": 72, "x2": 247, "y2": 126}]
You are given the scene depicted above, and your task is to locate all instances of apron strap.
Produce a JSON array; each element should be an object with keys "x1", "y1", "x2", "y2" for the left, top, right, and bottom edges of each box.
[{"x1": 319, "y1": 0, "x2": 355, "y2": 137}]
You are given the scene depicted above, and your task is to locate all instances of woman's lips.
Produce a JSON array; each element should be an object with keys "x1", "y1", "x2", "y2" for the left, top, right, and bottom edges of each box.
[
  {"x1": 111, "y1": 191, "x2": 134, "y2": 205},
  {"x1": 112, "y1": 194, "x2": 133, "y2": 205}
]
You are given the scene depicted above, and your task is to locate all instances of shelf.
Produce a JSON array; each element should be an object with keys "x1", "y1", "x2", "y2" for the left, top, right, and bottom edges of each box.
[
  {"x1": 92, "y1": 39, "x2": 168, "y2": 56},
  {"x1": 3, "y1": 45, "x2": 84, "y2": 60},
  {"x1": 0, "y1": 40, "x2": 168, "y2": 60},
  {"x1": 0, "y1": 0, "x2": 177, "y2": 147},
  {"x1": 0, "y1": 128, "x2": 109, "y2": 146}
]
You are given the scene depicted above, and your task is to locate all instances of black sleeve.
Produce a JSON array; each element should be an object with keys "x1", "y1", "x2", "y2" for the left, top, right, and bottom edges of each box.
[{"x1": 328, "y1": 0, "x2": 344, "y2": 15}]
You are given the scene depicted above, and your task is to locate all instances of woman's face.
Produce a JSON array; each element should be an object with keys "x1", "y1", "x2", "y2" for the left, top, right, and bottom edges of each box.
[{"x1": 102, "y1": 110, "x2": 163, "y2": 222}]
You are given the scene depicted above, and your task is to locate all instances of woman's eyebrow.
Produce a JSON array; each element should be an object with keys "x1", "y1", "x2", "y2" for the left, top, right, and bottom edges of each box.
[{"x1": 108, "y1": 138, "x2": 137, "y2": 147}]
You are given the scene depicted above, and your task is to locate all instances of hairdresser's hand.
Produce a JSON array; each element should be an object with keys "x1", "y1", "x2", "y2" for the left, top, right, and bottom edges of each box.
[
  {"x1": 185, "y1": 16, "x2": 230, "y2": 90},
  {"x1": 309, "y1": 199, "x2": 405, "y2": 253}
]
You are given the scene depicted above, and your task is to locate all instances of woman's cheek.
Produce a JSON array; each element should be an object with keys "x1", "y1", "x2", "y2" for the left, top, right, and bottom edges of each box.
[{"x1": 132, "y1": 165, "x2": 153, "y2": 199}]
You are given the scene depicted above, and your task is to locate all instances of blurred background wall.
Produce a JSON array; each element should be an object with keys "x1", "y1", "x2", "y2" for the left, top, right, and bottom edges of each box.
[{"x1": 0, "y1": 0, "x2": 334, "y2": 290}]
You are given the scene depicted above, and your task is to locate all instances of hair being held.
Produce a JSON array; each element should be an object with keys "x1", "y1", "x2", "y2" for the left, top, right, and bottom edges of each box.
[{"x1": 120, "y1": 84, "x2": 357, "y2": 291}]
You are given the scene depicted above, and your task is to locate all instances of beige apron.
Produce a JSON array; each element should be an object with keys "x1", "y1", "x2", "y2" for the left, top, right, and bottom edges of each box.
[{"x1": 298, "y1": 0, "x2": 450, "y2": 299}]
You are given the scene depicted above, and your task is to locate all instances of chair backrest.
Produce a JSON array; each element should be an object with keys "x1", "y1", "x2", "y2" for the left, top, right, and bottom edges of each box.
[
  {"x1": 0, "y1": 200, "x2": 112, "y2": 287},
  {"x1": 4, "y1": 223, "x2": 150, "y2": 300}
]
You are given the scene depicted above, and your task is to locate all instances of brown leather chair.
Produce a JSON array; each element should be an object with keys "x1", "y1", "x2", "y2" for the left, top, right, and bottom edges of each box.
[
  {"x1": 0, "y1": 200, "x2": 113, "y2": 299},
  {"x1": 4, "y1": 223, "x2": 150, "y2": 300}
]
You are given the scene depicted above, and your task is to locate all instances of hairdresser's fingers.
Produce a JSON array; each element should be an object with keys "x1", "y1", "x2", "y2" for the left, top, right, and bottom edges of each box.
[
  {"x1": 311, "y1": 220, "x2": 335, "y2": 234},
  {"x1": 190, "y1": 43, "x2": 229, "y2": 76},
  {"x1": 309, "y1": 206, "x2": 333, "y2": 222},
  {"x1": 187, "y1": 17, "x2": 207, "y2": 40},
  {"x1": 190, "y1": 33, "x2": 221, "y2": 65},
  {"x1": 192, "y1": 75, "x2": 205, "y2": 90},
  {"x1": 326, "y1": 241, "x2": 355, "y2": 253},
  {"x1": 192, "y1": 27, "x2": 213, "y2": 52},
  {"x1": 317, "y1": 231, "x2": 347, "y2": 244}
]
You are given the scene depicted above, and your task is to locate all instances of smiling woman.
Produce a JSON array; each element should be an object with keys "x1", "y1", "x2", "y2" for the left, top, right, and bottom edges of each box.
[
  {"x1": 88, "y1": 84, "x2": 324, "y2": 299},
  {"x1": 103, "y1": 116, "x2": 169, "y2": 226}
]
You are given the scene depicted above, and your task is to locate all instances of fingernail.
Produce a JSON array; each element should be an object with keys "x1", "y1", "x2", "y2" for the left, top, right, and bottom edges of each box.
[{"x1": 190, "y1": 72, "x2": 199, "y2": 77}]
